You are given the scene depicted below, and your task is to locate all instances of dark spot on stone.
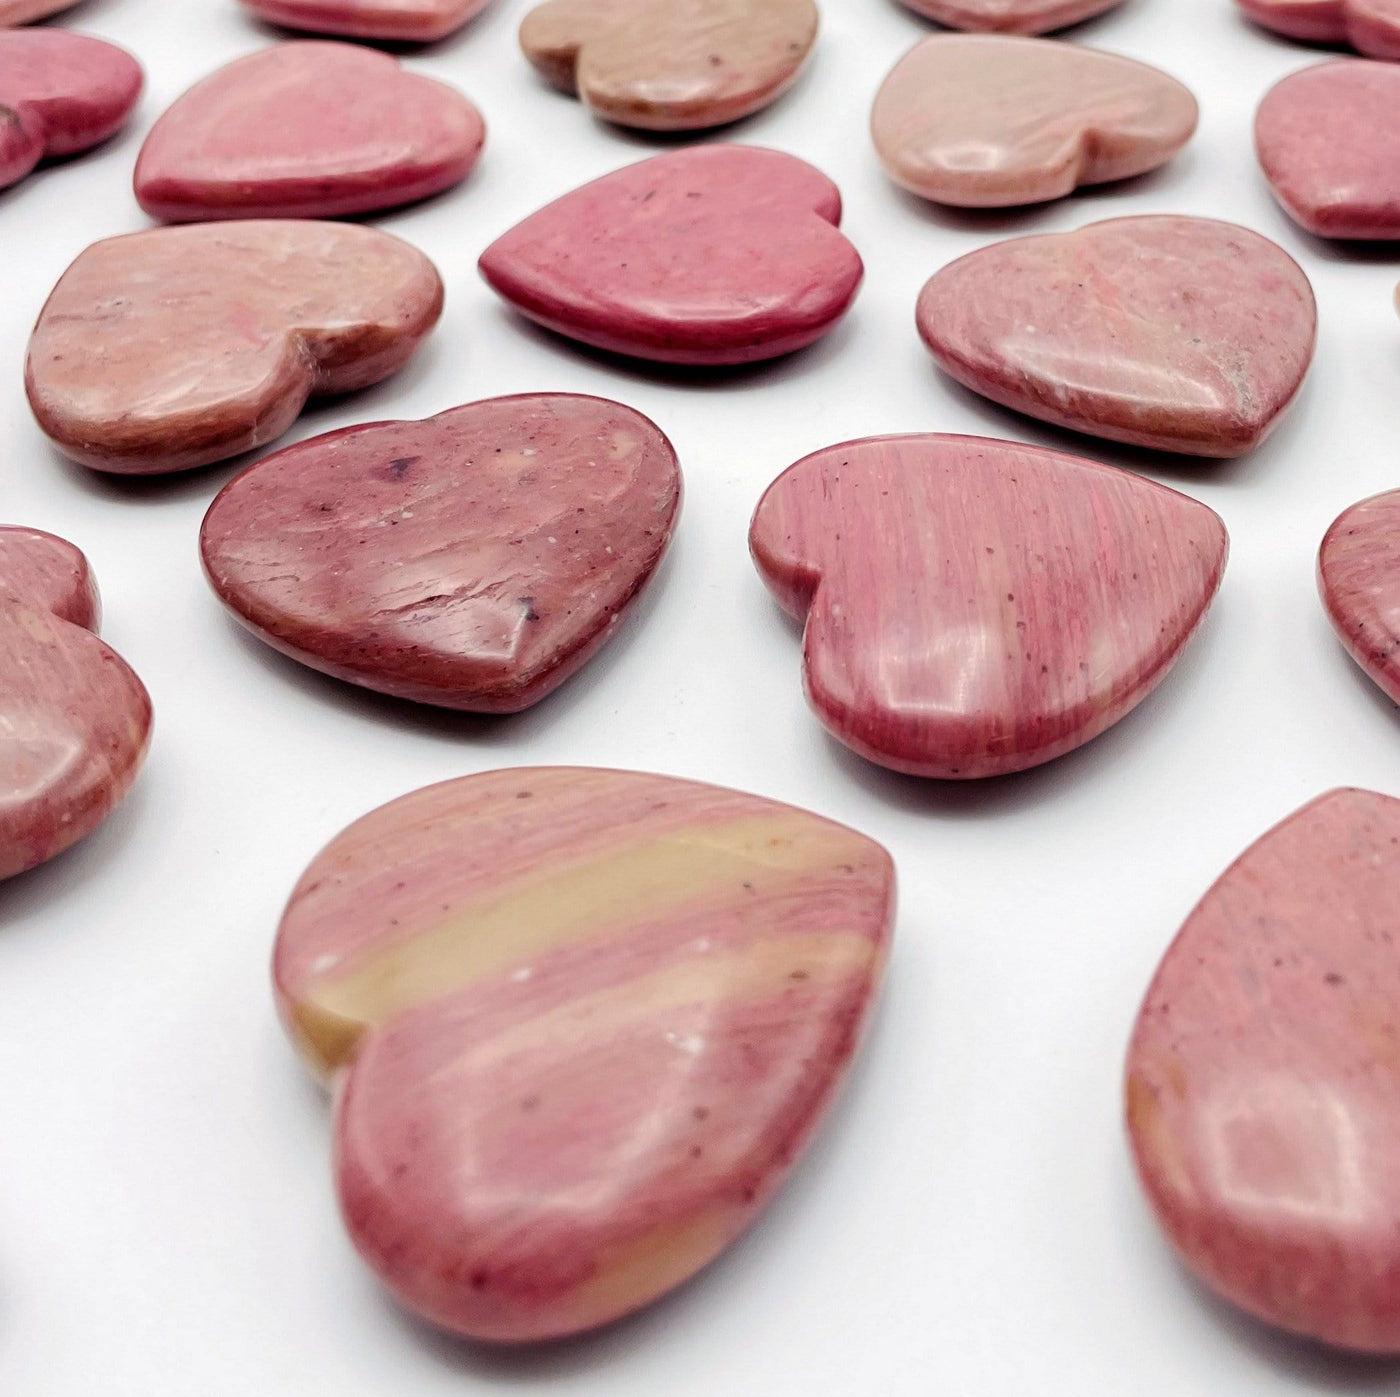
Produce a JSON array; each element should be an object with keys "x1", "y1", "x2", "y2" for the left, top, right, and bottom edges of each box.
[{"x1": 384, "y1": 455, "x2": 420, "y2": 480}]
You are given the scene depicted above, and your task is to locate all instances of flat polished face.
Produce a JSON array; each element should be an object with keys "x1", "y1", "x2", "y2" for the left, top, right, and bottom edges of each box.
[
  {"x1": 274, "y1": 767, "x2": 894, "y2": 1341},
  {"x1": 1320, "y1": 488, "x2": 1400, "y2": 705},
  {"x1": 239, "y1": 0, "x2": 494, "y2": 42}
]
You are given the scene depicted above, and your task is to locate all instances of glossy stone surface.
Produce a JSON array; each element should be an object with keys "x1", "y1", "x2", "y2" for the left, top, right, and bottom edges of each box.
[
  {"x1": 0, "y1": 0, "x2": 77, "y2": 24},
  {"x1": 750, "y1": 434, "x2": 1227, "y2": 779},
  {"x1": 134, "y1": 43, "x2": 484, "y2": 223},
  {"x1": 239, "y1": 0, "x2": 493, "y2": 41},
  {"x1": 1319, "y1": 489, "x2": 1400, "y2": 704},
  {"x1": 0, "y1": 527, "x2": 151, "y2": 882},
  {"x1": 871, "y1": 35, "x2": 1198, "y2": 208},
  {"x1": 1127, "y1": 789, "x2": 1400, "y2": 1353},
  {"x1": 201, "y1": 395, "x2": 682, "y2": 712},
  {"x1": 520, "y1": 0, "x2": 817, "y2": 131},
  {"x1": 917, "y1": 216, "x2": 1317, "y2": 457},
  {"x1": 0, "y1": 29, "x2": 142, "y2": 192},
  {"x1": 1237, "y1": 0, "x2": 1400, "y2": 59},
  {"x1": 479, "y1": 146, "x2": 862, "y2": 366},
  {"x1": 896, "y1": 0, "x2": 1125, "y2": 33},
  {"x1": 275, "y1": 767, "x2": 894, "y2": 1341},
  {"x1": 26, "y1": 222, "x2": 443, "y2": 475},
  {"x1": 1256, "y1": 61, "x2": 1400, "y2": 239}
]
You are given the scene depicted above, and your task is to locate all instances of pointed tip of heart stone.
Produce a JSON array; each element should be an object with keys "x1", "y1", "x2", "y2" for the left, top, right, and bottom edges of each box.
[
  {"x1": 238, "y1": 0, "x2": 494, "y2": 42},
  {"x1": 1319, "y1": 488, "x2": 1400, "y2": 704}
]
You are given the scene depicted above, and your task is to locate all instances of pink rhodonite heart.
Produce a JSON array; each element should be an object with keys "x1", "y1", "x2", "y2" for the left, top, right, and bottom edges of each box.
[
  {"x1": 238, "y1": 0, "x2": 494, "y2": 41},
  {"x1": 917, "y1": 216, "x2": 1317, "y2": 457},
  {"x1": 134, "y1": 42, "x2": 485, "y2": 223},
  {"x1": 26, "y1": 221, "x2": 443, "y2": 475},
  {"x1": 1319, "y1": 487, "x2": 1400, "y2": 703},
  {"x1": 0, "y1": 29, "x2": 142, "y2": 193},
  {"x1": 274, "y1": 767, "x2": 895, "y2": 1341},
  {"x1": 896, "y1": 0, "x2": 1125, "y2": 32},
  {"x1": 1127, "y1": 789, "x2": 1400, "y2": 1353},
  {"x1": 479, "y1": 145, "x2": 862, "y2": 366},
  {"x1": 750, "y1": 434, "x2": 1227, "y2": 779},
  {"x1": 0, "y1": 527, "x2": 151, "y2": 882},
  {"x1": 200, "y1": 394, "x2": 682, "y2": 712},
  {"x1": 871, "y1": 34, "x2": 1198, "y2": 208},
  {"x1": 1237, "y1": 0, "x2": 1400, "y2": 58}
]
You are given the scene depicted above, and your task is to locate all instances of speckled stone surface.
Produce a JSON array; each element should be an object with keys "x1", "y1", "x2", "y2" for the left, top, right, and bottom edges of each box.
[
  {"x1": 239, "y1": 0, "x2": 494, "y2": 41},
  {"x1": 275, "y1": 766, "x2": 895, "y2": 1341},
  {"x1": 0, "y1": 0, "x2": 78, "y2": 24},
  {"x1": 896, "y1": 0, "x2": 1125, "y2": 33},
  {"x1": 872, "y1": 34, "x2": 1198, "y2": 208},
  {"x1": 1319, "y1": 488, "x2": 1400, "y2": 704},
  {"x1": 1256, "y1": 60, "x2": 1400, "y2": 240},
  {"x1": 26, "y1": 221, "x2": 443, "y2": 475},
  {"x1": 1237, "y1": 0, "x2": 1400, "y2": 59},
  {"x1": 479, "y1": 145, "x2": 862, "y2": 365},
  {"x1": 134, "y1": 42, "x2": 484, "y2": 222},
  {"x1": 916, "y1": 216, "x2": 1317, "y2": 457},
  {"x1": 201, "y1": 394, "x2": 682, "y2": 712},
  {"x1": 0, "y1": 527, "x2": 151, "y2": 882},
  {"x1": 1128, "y1": 788, "x2": 1400, "y2": 1353},
  {"x1": 0, "y1": 29, "x2": 142, "y2": 192},
  {"x1": 520, "y1": 0, "x2": 817, "y2": 130},
  {"x1": 750, "y1": 433, "x2": 1227, "y2": 778}
]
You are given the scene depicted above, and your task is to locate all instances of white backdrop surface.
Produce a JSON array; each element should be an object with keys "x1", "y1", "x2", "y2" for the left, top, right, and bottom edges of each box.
[{"x1": 2, "y1": 0, "x2": 1398, "y2": 1391}]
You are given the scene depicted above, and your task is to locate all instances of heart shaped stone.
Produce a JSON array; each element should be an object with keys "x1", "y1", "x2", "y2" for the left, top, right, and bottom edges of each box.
[
  {"x1": 1237, "y1": 0, "x2": 1400, "y2": 58},
  {"x1": 1127, "y1": 788, "x2": 1400, "y2": 1353},
  {"x1": 0, "y1": 29, "x2": 142, "y2": 192},
  {"x1": 134, "y1": 42, "x2": 484, "y2": 223},
  {"x1": 26, "y1": 221, "x2": 443, "y2": 475},
  {"x1": 275, "y1": 766, "x2": 894, "y2": 1341},
  {"x1": 896, "y1": 0, "x2": 1125, "y2": 33},
  {"x1": 872, "y1": 35, "x2": 1198, "y2": 208},
  {"x1": 750, "y1": 434, "x2": 1227, "y2": 778},
  {"x1": 917, "y1": 216, "x2": 1317, "y2": 457},
  {"x1": 238, "y1": 0, "x2": 493, "y2": 41},
  {"x1": 1319, "y1": 488, "x2": 1400, "y2": 704},
  {"x1": 479, "y1": 145, "x2": 862, "y2": 366},
  {"x1": 1256, "y1": 60, "x2": 1400, "y2": 240},
  {"x1": 0, "y1": 527, "x2": 151, "y2": 881},
  {"x1": 201, "y1": 394, "x2": 682, "y2": 712},
  {"x1": 519, "y1": 0, "x2": 817, "y2": 131},
  {"x1": 0, "y1": 0, "x2": 77, "y2": 23}
]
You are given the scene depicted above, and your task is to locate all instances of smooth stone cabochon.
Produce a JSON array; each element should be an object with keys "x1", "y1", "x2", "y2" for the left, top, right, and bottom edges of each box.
[
  {"x1": 0, "y1": 29, "x2": 142, "y2": 192},
  {"x1": 201, "y1": 394, "x2": 682, "y2": 712},
  {"x1": 871, "y1": 35, "x2": 1198, "y2": 208},
  {"x1": 1319, "y1": 488, "x2": 1400, "y2": 704},
  {"x1": 896, "y1": 0, "x2": 1125, "y2": 34},
  {"x1": 239, "y1": 0, "x2": 494, "y2": 41},
  {"x1": 134, "y1": 42, "x2": 484, "y2": 223},
  {"x1": 0, "y1": 0, "x2": 78, "y2": 23},
  {"x1": 917, "y1": 216, "x2": 1317, "y2": 457},
  {"x1": 275, "y1": 767, "x2": 895, "y2": 1341},
  {"x1": 0, "y1": 528, "x2": 151, "y2": 881},
  {"x1": 520, "y1": 0, "x2": 817, "y2": 131},
  {"x1": 26, "y1": 221, "x2": 443, "y2": 475},
  {"x1": 750, "y1": 434, "x2": 1227, "y2": 778},
  {"x1": 1236, "y1": 0, "x2": 1400, "y2": 59},
  {"x1": 1127, "y1": 789, "x2": 1400, "y2": 1353},
  {"x1": 479, "y1": 145, "x2": 862, "y2": 365},
  {"x1": 1256, "y1": 61, "x2": 1400, "y2": 239}
]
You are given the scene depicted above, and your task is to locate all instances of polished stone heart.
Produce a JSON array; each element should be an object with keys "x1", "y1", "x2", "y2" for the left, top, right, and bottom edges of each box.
[
  {"x1": 520, "y1": 0, "x2": 816, "y2": 131},
  {"x1": 917, "y1": 216, "x2": 1317, "y2": 457},
  {"x1": 0, "y1": 527, "x2": 151, "y2": 881},
  {"x1": 0, "y1": 0, "x2": 77, "y2": 23},
  {"x1": 275, "y1": 766, "x2": 894, "y2": 1341},
  {"x1": 479, "y1": 145, "x2": 862, "y2": 366},
  {"x1": 134, "y1": 42, "x2": 484, "y2": 223},
  {"x1": 896, "y1": 0, "x2": 1125, "y2": 32},
  {"x1": 750, "y1": 434, "x2": 1227, "y2": 778},
  {"x1": 1319, "y1": 488, "x2": 1400, "y2": 704},
  {"x1": 1237, "y1": 0, "x2": 1400, "y2": 58},
  {"x1": 201, "y1": 394, "x2": 682, "y2": 712},
  {"x1": 1256, "y1": 60, "x2": 1400, "y2": 240},
  {"x1": 0, "y1": 29, "x2": 142, "y2": 192},
  {"x1": 872, "y1": 35, "x2": 1198, "y2": 207},
  {"x1": 1127, "y1": 788, "x2": 1400, "y2": 1353},
  {"x1": 26, "y1": 221, "x2": 443, "y2": 475},
  {"x1": 239, "y1": 0, "x2": 493, "y2": 41}
]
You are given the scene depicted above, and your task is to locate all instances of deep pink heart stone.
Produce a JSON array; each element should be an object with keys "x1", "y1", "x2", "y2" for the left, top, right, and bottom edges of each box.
[
  {"x1": 917, "y1": 216, "x2": 1317, "y2": 457},
  {"x1": 134, "y1": 42, "x2": 484, "y2": 223},
  {"x1": 750, "y1": 434, "x2": 1227, "y2": 779},
  {"x1": 200, "y1": 394, "x2": 682, "y2": 712},
  {"x1": 478, "y1": 145, "x2": 863, "y2": 366},
  {"x1": 238, "y1": 0, "x2": 494, "y2": 41},
  {"x1": 1236, "y1": 0, "x2": 1400, "y2": 58},
  {"x1": 895, "y1": 0, "x2": 1125, "y2": 33},
  {"x1": 274, "y1": 766, "x2": 895, "y2": 1341},
  {"x1": 1319, "y1": 488, "x2": 1400, "y2": 703},
  {"x1": 0, "y1": 29, "x2": 142, "y2": 192},
  {"x1": 1256, "y1": 60, "x2": 1400, "y2": 239},
  {"x1": 1127, "y1": 788, "x2": 1400, "y2": 1353},
  {"x1": 0, "y1": 527, "x2": 152, "y2": 881}
]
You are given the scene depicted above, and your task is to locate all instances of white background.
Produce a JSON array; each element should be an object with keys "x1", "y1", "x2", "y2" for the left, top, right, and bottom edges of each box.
[{"x1": 2, "y1": 0, "x2": 1398, "y2": 1391}]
